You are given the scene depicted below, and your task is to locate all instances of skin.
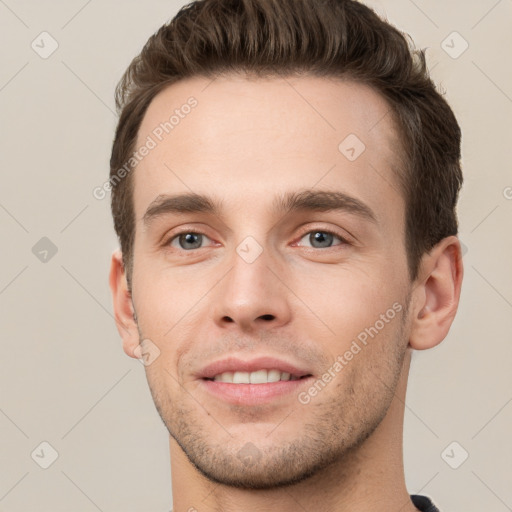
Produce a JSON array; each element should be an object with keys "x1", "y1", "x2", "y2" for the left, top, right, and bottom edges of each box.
[{"x1": 110, "y1": 74, "x2": 463, "y2": 512}]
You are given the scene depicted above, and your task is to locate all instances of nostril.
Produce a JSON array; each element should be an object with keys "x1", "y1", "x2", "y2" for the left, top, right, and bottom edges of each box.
[{"x1": 259, "y1": 314, "x2": 275, "y2": 321}]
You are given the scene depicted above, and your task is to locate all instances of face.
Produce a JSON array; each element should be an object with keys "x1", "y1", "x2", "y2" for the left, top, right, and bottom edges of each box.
[{"x1": 129, "y1": 74, "x2": 414, "y2": 488}]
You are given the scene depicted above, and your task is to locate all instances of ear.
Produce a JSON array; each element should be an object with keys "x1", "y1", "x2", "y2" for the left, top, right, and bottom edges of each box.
[
  {"x1": 109, "y1": 249, "x2": 140, "y2": 359},
  {"x1": 409, "y1": 236, "x2": 464, "y2": 350}
]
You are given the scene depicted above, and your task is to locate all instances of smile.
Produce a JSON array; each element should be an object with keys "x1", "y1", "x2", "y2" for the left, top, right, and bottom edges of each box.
[{"x1": 205, "y1": 369, "x2": 311, "y2": 384}]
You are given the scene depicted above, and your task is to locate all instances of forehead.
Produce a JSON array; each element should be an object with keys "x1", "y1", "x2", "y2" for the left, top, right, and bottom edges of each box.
[{"x1": 133, "y1": 74, "x2": 403, "y2": 225}]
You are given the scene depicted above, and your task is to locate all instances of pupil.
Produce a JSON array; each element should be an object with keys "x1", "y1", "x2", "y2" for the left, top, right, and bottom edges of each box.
[
  {"x1": 312, "y1": 231, "x2": 332, "y2": 248},
  {"x1": 181, "y1": 233, "x2": 201, "y2": 249}
]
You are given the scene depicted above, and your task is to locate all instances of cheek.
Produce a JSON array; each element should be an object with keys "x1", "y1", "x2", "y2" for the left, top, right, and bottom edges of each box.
[
  {"x1": 133, "y1": 264, "x2": 206, "y2": 337},
  {"x1": 132, "y1": 269, "x2": 205, "y2": 377},
  {"x1": 291, "y1": 263, "x2": 405, "y2": 345}
]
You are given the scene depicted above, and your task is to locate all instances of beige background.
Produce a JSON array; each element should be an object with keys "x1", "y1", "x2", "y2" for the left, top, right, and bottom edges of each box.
[{"x1": 0, "y1": 0, "x2": 511, "y2": 510}]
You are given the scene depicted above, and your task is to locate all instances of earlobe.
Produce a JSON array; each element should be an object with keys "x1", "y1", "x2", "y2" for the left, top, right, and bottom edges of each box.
[
  {"x1": 409, "y1": 236, "x2": 464, "y2": 351},
  {"x1": 109, "y1": 250, "x2": 140, "y2": 359}
]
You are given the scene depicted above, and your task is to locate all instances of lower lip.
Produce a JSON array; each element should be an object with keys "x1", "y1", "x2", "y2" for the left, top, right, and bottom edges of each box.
[{"x1": 199, "y1": 377, "x2": 313, "y2": 405}]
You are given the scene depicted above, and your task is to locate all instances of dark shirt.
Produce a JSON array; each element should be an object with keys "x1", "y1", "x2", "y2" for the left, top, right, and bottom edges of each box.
[{"x1": 411, "y1": 494, "x2": 440, "y2": 511}]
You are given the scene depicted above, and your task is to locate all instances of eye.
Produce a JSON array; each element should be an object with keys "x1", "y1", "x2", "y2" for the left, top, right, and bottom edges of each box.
[
  {"x1": 296, "y1": 229, "x2": 348, "y2": 249},
  {"x1": 164, "y1": 228, "x2": 349, "y2": 252},
  {"x1": 166, "y1": 231, "x2": 213, "y2": 251}
]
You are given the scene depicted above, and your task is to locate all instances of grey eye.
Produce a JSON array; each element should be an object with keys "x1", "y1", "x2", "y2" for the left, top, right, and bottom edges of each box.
[
  {"x1": 175, "y1": 232, "x2": 205, "y2": 250},
  {"x1": 299, "y1": 230, "x2": 341, "y2": 249}
]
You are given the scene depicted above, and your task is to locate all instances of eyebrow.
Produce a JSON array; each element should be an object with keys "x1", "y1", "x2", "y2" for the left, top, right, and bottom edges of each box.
[{"x1": 142, "y1": 189, "x2": 378, "y2": 227}]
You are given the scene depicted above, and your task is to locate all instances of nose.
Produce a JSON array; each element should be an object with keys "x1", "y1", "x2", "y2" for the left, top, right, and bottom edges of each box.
[{"x1": 211, "y1": 244, "x2": 292, "y2": 333}]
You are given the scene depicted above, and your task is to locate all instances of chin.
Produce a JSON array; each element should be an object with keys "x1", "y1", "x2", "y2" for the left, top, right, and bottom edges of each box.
[{"x1": 171, "y1": 428, "x2": 347, "y2": 490}]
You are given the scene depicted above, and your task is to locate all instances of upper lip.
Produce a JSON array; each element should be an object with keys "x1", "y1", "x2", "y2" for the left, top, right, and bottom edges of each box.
[{"x1": 198, "y1": 356, "x2": 313, "y2": 379}]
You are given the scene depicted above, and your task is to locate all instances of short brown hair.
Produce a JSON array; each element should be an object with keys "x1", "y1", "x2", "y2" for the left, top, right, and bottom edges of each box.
[{"x1": 110, "y1": 0, "x2": 462, "y2": 290}]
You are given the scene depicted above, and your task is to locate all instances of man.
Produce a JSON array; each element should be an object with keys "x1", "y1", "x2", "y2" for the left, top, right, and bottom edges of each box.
[{"x1": 108, "y1": 0, "x2": 463, "y2": 510}]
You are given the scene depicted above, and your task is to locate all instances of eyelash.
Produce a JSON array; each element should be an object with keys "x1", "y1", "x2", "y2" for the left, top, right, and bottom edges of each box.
[
  {"x1": 295, "y1": 227, "x2": 350, "y2": 248},
  {"x1": 163, "y1": 227, "x2": 350, "y2": 252}
]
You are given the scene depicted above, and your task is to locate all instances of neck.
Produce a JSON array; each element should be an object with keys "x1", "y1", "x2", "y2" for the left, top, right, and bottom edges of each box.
[{"x1": 170, "y1": 350, "x2": 418, "y2": 512}]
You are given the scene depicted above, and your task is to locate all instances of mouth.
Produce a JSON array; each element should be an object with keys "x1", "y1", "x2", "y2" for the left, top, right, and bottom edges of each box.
[
  {"x1": 203, "y1": 369, "x2": 312, "y2": 384},
  {"x1": 197, "y1": 356, "x2": 314, "y2": 405}
]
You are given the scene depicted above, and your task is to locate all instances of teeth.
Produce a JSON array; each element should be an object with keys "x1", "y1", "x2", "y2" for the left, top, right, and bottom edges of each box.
[
  {"x1": 233, "y1": 371, "x2": 250, "y2": 384},
  {"x1": 212, "y1": 369, "x2": 300, "y2": 383},
  {"x1": 249, "y1": 369, "x2": 267, "y2": 384},
  {"x1": 218, "y1": 372, "x2": 233, "y2": 383},
  {"x1": 267, "y1": 369, "x2": 281, "y2": 382}
]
